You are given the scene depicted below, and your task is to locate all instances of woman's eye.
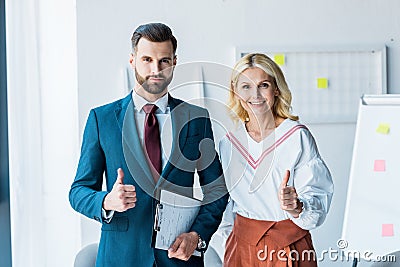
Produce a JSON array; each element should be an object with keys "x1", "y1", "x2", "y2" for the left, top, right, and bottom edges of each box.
[
  {"x1": 259, "y1": 83, "x2": 269, "y2": 88},
  {"x1": 242, "y1": 85, "x2": 250, "y2": 90}
]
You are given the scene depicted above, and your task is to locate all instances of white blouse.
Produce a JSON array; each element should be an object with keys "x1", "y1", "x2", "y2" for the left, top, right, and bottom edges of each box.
[{"x1": 218, "y1": 119, "x2": 334, "y2": 230}]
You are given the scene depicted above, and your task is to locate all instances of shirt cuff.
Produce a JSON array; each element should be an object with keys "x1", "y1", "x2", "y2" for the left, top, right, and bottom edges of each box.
[
  {"x1": 288, "y1": 197, "x2": 320, "y2": 230},
  {"x1": 101, "y1": 208, "x2": 114, "y2": 223}
]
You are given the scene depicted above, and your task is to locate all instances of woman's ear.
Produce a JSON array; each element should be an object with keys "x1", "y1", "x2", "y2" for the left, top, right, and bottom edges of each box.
[
  {"x1": 275, "y1": 88, "x2": 280, "y2": 96},
  {"x1": 232, "y1": 86, "x2": 241, "y2": 101}
]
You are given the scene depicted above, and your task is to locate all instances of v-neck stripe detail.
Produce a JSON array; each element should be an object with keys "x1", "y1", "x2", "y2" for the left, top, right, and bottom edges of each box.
[{"x1": 227, "y1": 124, "x2": 307, "y2": 169}]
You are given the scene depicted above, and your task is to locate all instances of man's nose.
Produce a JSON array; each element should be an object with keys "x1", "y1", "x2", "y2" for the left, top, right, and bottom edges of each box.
[{"x1": 150, "y1": 62, "x2": 161, "y2": 74}]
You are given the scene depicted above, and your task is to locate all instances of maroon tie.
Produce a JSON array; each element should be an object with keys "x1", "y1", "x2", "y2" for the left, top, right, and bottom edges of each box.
[{"x1": 143, "y1": 104, "x2": 161, "y2": 182}]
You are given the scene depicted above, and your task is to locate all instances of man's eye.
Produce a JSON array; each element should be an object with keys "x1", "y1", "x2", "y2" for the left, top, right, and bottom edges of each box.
[
  {"x1": 161, "y1": 59, "x2": 171, "y2": 64},
  {"x1": 143, "y1": 58, "x2": 151, "y2": 62}
]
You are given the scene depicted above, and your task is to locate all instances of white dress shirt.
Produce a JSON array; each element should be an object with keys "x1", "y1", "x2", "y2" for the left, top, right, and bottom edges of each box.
[{"x1": 131, "y1": 90, "x2": 172, "y2": 168}]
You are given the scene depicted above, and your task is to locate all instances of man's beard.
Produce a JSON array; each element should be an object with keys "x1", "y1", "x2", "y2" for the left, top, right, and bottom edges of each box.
[{"x1": 135, "y1": 68, "x2": 173, "y2": 95}]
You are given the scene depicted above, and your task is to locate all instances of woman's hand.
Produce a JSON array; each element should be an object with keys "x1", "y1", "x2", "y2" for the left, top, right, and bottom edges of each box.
[{"x1": 278, "y1": 170, "x2": 303, "y2": 218}]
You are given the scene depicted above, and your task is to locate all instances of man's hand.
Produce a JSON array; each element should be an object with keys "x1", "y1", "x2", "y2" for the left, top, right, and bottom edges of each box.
[
  {"x1": 103, "y1": 168, "x2": 137, "y2": 212},
  {"x1": 278, "y1": 170, "x2": 303, "y2": 218},
  {"x1": 167, "y1": 231, "x2": 198, "y2": 261}
]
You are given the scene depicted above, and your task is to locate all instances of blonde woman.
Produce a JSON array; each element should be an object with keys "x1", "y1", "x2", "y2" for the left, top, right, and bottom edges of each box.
[{"x1": 219, "y1": 53, "x2": 334, "y2": 266}]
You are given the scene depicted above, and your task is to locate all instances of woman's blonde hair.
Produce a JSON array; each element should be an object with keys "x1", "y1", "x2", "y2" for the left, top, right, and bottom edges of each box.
[{"x1": 228, "y1": 53, "x2": 299, "y2": 122}]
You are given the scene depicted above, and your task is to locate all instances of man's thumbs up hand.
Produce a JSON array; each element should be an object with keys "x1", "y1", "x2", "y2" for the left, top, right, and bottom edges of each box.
[
  {"x1": 115, "y1": 168, "x2": 124, "y2": 185},
  {"x1": 278, "y1": 170, "x2": 303, "y2": 218},
  {"x1": 103, "y1": 168, "x2": 137, "y2": 212}
]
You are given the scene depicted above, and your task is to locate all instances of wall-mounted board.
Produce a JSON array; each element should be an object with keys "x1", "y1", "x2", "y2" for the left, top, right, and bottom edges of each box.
[{"x1": 237, "y1": 46, "x2": 387, "y2": 124}]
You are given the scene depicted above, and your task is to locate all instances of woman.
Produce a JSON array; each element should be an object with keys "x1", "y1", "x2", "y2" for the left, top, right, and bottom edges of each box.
[{"x1": 219, "y1": 53, "x2": 334, "y2": 266}]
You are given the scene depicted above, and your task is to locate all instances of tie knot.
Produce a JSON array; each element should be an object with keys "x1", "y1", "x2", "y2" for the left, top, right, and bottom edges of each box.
[{"x1": 143, "y1": 104, "x2": 158, "y2": 114}]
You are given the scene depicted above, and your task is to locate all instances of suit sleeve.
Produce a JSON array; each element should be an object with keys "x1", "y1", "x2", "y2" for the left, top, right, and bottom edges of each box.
[
  {"x1": 189, "y1": 110, "x2": 229, "y2": 246},
  {"x1": 69, "y1": 109, "x2": 108, "y2": 223}
]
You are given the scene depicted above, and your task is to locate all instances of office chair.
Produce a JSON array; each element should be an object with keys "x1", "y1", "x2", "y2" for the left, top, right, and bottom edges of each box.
[{"x1": 74, "y1": 243, "x2": 98, "y2": 267}]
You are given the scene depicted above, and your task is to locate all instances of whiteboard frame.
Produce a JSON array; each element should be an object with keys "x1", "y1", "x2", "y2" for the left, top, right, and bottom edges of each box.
[
  {"x1": 236, "y1": 45, "x2": 387, "y2": 95},
  {"x1": 236, "y1": 45, "x2": 387, "y2": 124}
]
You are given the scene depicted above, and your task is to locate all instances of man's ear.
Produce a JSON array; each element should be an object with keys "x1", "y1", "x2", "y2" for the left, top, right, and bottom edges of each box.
[
  {"x1": 129, "y1": 53, "x2": 135, "y2": 68},
  {"x1": 173, "y1": 55, "x2": 177, "y2": 66}
]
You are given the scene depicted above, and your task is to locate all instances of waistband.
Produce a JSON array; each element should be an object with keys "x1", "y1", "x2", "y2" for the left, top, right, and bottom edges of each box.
[{"x1": 233, "y1": 214, "x2": 310, "y2": 248}]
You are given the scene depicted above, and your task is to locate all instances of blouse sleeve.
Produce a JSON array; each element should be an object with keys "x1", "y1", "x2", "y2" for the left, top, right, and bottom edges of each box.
[{"x1": 289, "y1": 129, "x2": 334, "y2": 230}]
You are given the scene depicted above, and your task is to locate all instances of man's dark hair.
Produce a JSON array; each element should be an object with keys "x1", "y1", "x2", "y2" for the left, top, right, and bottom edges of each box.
[{"x1": 131, "y1": 23, "x2": 177, "y2": 54}]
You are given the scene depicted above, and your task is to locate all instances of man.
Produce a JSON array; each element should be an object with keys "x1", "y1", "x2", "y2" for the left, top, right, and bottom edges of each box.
[{"x1": 69, "y1": 23, "x2": 228, "y2": 266}]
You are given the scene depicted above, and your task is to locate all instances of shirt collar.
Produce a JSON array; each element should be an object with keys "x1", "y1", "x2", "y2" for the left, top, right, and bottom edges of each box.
[{"x1": 132, "y1": 90, "x2": 169, "y2": 113}]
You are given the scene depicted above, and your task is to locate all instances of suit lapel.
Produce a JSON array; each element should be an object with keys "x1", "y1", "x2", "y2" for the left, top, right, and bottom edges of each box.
[{"x1": 115, "y1": 93, "x2": 155, "y2": 188}]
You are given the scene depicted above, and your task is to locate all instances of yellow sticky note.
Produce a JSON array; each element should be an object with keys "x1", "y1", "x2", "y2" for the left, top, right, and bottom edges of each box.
[
  {"x1": 274, "y1": 54, "x2": 285, "y2": 66},
  {"x1": 317, "y1": 78, "x2": 328, "y2": 89},
  {"x1": 376, "y1": 123, "x2": 390, "y2": 134}
]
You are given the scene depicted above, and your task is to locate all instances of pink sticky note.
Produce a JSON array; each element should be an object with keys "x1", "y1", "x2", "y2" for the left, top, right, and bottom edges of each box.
[
  {"x1": 382, "y1": 224, "x2": 394, "y2": 237},
  {"x1": 374, "y1": 160, "x2": 386, "y2": 172}
]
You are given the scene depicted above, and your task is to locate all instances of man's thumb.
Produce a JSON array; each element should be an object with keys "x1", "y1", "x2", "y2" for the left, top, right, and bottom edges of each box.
[
  {"x1": 116, "y1": 168, "x2": 124, "y2": 184},
  {"x1": 280, "y1": 170, "x2": 290, "y2": 189}
]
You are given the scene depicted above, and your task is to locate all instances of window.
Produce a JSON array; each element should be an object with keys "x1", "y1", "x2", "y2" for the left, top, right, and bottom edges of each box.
[{"x1": 0, "y1": 0, "x2": 12, "y2": 266}]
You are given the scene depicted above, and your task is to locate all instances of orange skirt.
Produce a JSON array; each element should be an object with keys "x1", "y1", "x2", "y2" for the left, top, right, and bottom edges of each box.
[{"x1": 224, "y1": 214, "x2": 317, "y2": 267}]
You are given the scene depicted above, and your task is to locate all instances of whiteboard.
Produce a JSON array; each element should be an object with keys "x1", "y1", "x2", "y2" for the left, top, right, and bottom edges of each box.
[
  {"x1": 342, "y1": 95, "x2": 400, "y2": 260},
  {"x1": 237, "y1": 46, "x2": 387, "y2": 124}
]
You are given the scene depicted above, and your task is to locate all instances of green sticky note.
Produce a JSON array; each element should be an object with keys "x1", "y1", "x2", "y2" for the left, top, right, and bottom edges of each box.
[
  {"x1": 376, "y1": 123, "x2": 390, "y2": 134},
  {"x1": 274, "y1": 54, "x2": 285, "y2": 66},
  {"x1": 317, "y1": 78, "x2": 328, "y2": 89}
]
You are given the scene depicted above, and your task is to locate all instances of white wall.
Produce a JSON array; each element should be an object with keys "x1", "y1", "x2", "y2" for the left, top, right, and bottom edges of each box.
[{"x1": 76, "y1": 0, "x2": 400, "y2": 266}]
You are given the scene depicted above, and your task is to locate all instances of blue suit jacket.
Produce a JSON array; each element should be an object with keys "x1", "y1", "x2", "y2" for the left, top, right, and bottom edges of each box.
[{"x1": 69, "y1": 93, "x2": 228, "y2": 267}]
